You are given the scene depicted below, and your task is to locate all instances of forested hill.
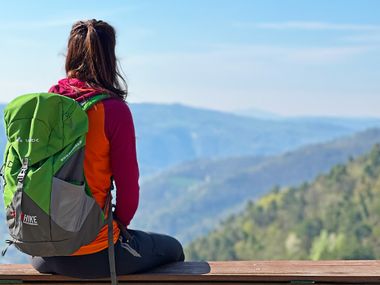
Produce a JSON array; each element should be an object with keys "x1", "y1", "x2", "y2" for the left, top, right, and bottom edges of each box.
[
  {"x1": 186, "y1": 144, "x2": 380, "y2": 260},
  {"x1": 132, "y1": 128, "x2": 380, "y2": 243}
]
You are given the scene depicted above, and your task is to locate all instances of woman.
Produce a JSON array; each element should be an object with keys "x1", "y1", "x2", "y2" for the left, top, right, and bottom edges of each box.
[{"x1": 31, "y1": 19, "x2": 184, "y2": 278}]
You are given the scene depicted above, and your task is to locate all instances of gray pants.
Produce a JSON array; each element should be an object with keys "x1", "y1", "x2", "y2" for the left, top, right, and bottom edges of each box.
[{"x1": 31, "y1": 229, "x2": 185, "y2": 279}]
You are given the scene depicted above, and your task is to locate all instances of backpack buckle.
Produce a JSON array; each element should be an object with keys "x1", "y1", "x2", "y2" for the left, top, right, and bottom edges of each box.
[{"x1": 17, "y1": 158, "x2": 29, "y2": 182}]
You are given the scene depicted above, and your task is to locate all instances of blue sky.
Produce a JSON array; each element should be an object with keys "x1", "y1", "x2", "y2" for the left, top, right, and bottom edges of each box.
[{"x1": 0, "y1": 0, "x2": 379, "y2": 116}]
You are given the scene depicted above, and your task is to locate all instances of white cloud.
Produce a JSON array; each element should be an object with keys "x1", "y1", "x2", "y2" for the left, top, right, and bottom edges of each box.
[
  {"x1": 0, "y1": 5, "x2": 140, "y2": 31},
  {"x1": 234, "y1": 21, "x2": 380, "y2": 32},
  {"x1": 0, "y1": 18, "x2": 74, "y2": 31},
  {"x1": 284, "y1": 46, "x2": 375, "y2": 64},
  {"x1": 201, "y1": 44, "x2": 376, "y2": 65},
  {"x1": 120, "y1": 42, "x2": 379, "y2": 116},
  {"x1": 343, "y1": 33, "x2": 380, "y2": 44}
]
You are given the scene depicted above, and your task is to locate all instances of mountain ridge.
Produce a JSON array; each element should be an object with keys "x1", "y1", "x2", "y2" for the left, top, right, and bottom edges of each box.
[
  {"x1": 129, "y1": 103, "x2": 380, "y2": 175},
  {"x1": 132, "y1": 128, "x2": 380, "y2": 244}
]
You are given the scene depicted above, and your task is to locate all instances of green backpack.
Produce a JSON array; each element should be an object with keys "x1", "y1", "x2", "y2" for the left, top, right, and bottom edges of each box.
[{"x1": 1, "y1": 92, "x2": 114, "y2": 255}]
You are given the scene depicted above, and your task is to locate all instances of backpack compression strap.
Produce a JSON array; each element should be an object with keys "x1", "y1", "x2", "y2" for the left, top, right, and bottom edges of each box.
[{"x1": 105, "y1": 191, "x2": 117, "y2": 285}]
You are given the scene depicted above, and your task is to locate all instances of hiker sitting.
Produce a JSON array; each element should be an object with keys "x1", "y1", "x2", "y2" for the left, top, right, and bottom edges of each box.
[{"x1": 2, "y1": 19, "x2": 184, "y2": 282}]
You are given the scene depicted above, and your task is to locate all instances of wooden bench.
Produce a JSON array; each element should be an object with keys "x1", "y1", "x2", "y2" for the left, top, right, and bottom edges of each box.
[{"x1": 1, "y1": 260, "x2": 380, "y2": 284}]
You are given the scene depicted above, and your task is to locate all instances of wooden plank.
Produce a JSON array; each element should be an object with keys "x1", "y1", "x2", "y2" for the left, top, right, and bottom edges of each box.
[
  {"x1": 6, "y1": 282, "x2": 380, "y2": 285},
  {"x1": 1, "y1": 261, "x2": 380, "y2": 283},
  {"x1": 3, "y1": 282, "x2": 380, "y2": 285},
  {"x1": 0, "y1": 282, "x2": 328, "y2": 285},
  {"x1": 0, "y1": 282, "x2": 315, "y2": 284}
]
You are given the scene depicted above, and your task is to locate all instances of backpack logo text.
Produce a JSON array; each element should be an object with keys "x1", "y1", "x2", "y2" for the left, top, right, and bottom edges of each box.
[
  {"x1": 15, "y1": 137, "x2": 39, "y2": 143},
  {"x1": 21, "y1": 213, "x2": 38, "y2": 226}
]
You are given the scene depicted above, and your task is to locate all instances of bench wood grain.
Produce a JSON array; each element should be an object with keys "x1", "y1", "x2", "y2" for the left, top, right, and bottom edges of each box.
[{"x1": 1, "y1": 260, "x2": 380, "y2": 284}]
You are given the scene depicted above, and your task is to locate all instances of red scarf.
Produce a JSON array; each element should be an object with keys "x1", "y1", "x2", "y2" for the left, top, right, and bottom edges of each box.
[{"x1": 49, "y1": 78, "x2": 104, "y2": 102}]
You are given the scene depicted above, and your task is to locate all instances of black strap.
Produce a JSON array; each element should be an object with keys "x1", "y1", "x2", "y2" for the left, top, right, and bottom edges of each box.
[
  {"x1": 114, "y1": 218, "x2": 141, "y2": 258},
  {"x1": 0, "y1": 163, "x2": 5, "y2": 192},
  {"x1": 106, "y1": 191, "x2": 118, "y2": 285},
  {"x1": 0, "y1": 163, "x2": 4, "y2": 178},
  {"x1": 1, "y1": 240, "x2": 14, "y2": 256}
]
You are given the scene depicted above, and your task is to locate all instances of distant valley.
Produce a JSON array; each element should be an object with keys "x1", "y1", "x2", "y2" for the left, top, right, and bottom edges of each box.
[{"x1": 132, "y1": 129, "x2": 380, "y2": 244}]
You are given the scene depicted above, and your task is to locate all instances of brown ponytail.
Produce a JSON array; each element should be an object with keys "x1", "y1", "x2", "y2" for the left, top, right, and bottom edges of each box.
[{"x1": 65, "y1": 19, "x2": 127, "y2": 100}]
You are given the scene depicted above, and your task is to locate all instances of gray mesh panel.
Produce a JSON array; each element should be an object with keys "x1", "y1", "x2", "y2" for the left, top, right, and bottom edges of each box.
[{"x1": 51, "y1": 177, "x2": 94, "y2": 233}]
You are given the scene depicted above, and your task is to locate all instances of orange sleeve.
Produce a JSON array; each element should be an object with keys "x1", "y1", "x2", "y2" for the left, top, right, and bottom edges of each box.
[{"x1": 72, "y1": 101, "x2": 120, "y2": 256}]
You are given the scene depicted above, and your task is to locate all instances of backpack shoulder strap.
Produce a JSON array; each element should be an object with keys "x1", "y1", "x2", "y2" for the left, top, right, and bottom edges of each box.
[{"x1": 80, "y1": 94, "x2": 111, "y2": 112}]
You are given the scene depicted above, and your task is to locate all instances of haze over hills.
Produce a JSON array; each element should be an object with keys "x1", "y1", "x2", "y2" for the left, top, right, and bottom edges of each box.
[
  {"x1": 186, "y1": 144, "x2": 380, "y2": 260},
  {"x1": 231, "y1": 108, "x2": 282, "y2": 120},
  {"x1": 130, "y1": 103, "x2": 380, "y2": 176},
  {"x1": 132, "y1": 128, "x2": 380, "y2": 244},
  {"x1": 1, "y1": 102, "x2": 380, "y2": 176}
]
